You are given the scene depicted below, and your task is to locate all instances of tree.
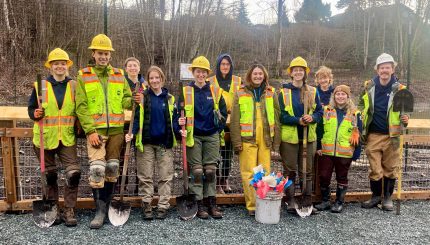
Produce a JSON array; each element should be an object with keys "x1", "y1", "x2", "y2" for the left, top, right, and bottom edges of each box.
[
  {"x1": 295, "y1": 0, "x2": 331, "y2": 23},
  {"x1": 236, "y1": 0, "x2": 251, "y2": 26}
]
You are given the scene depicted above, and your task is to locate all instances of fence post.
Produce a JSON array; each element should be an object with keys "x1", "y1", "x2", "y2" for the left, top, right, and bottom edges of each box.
[{"x1": 0, "y1": 120, "x2": 18, "y2": 210}]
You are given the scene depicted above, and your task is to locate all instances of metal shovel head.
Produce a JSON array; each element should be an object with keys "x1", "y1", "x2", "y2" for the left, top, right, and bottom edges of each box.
[
  {"x1": 393, "y1": 89, "x2": 414, "y2": 112},
  {"x1": 176, "y1": 194, "x2": 198, "y2": 221},
  {"x1": 32, "y1": 199, "x2": 58, "y2": 228},
  {"x1": 108, "y1": 199, "x2": 131, "y2": 226},
  {"x1": 295, "y1": 206, "x2": 313, "y2": 218}
]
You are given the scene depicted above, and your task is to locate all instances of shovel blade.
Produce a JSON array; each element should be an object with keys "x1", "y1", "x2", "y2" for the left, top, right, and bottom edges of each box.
[
  {"x1": 108, "y1": 199, "x2": 131, "y2": 226},
  {"x1": 393, "y1": 89, "x2": 414, "y2": 112},
  {"x1": 295, "y1": 206, "x2": 313, "y2": 218},
  {"x1": 176, "y1": 194, "x2": 197, "y2": 221},
  {"x1": 32, "y1": 200, "x2": 58, "y2": 228}
]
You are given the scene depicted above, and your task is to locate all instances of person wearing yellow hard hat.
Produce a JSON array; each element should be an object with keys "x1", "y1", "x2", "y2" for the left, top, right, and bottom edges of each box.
[
  {"x1": 176, "y1": 55, "x2": 227, "y2": 219},
  {"x1": 75, "y1": 34, "x2": 140, "y2": 229},
  {"x1": 360, "y1": 53, "x2": 409, "y2": 211},
  {"x1": 28, "y1": 48, "x2": 80, "y2": 226},
  {"x1": 207, "y1": 54, "x2": 242, "y2": 195},
  {"x1": 278, "y1": 56, "x2": 323, "y2": 215},
  {"x1": 230, "y1": 64, "x2": 281, "y2": 216}
]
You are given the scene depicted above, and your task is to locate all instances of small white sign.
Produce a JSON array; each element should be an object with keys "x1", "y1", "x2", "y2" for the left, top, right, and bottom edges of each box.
[{"x1": 180, "y1": 63, "x2": 194, "y2": 81}]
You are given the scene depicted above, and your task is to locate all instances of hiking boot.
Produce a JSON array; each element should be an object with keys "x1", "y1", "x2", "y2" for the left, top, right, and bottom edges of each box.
[
  {"x1": 285, "y1": 184, "x2": 297, "y2": 213},
  {"x1": 248, "y1": 210, "x2": 255, "y2": 216},
  {"x1": 331, "y1": 185, "x2": 347, "y2": 213},
  {"x1": 382, "y1": 178, "x2": 396, "y2": 211},
  {"x1": 90, "y1": 200, "x2": 107, "y2": 229},
  {"x1": 207, "y1": 196, "x2": 223, "y2": 219},
  {"x1": 362, "y1": 179, "x2": 382, "y2": 209},
  {"x1": 216, "y1": 186, "x2": 225, "y2": 194},
  {"x1": 142, "y1": 202, "x2": 153, "y2": 220},
  {"x1": 224, "y1": 179, "x2": 233, "y2": 193},
  {"x1": 62, "y1": 207, "x2": 77, "y2": 226},
  {"x1": 53, "y1": 209, "x2": 62, "y2": 225},
  {"x1": 196, "y1": 200, "x2": 209, "y2": 219},
  {"x1": 156, "y1": 208, "x2": 168, "y2": 220},
  {"x1": 315, "y1": 187, "x2": 331, "y2": 211}
]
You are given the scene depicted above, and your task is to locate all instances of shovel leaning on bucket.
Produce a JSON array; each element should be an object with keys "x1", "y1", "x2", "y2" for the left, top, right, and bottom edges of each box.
[
  {"x1": 176, "y1": 89, "x2": 198, "y2": 220},
  {"x1": 392, "y1": 89, "x2": 414, "y2": 215},
  {"x1": 32, "y1": 75, "x2": 59, "y2": 228},
  {"x1": 108, "y1": 82, "x2": 142, "y2": 226},
  {"x1": 295, "y1": 91, "x2": 313, "y2": 218}
]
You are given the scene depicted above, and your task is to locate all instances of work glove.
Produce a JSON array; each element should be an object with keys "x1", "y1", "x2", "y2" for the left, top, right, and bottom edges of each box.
[{"x1": 349, "y1": 127, "x2": 360, "y2": 146}]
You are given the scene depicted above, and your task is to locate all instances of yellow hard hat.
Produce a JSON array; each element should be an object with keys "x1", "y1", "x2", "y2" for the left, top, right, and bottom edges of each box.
[
  {"x1": 287, "y1": 56, "x2": 310, "y2": 75},
  {"x1": 188, "y1": 56, "x2": 212, "y2": 73},
  {"x1": 88, "y1": 34, "x2": 115, "y2": 51},
  {"x1": 44, "y1": 48, "x2": 73, "y2": 68}
]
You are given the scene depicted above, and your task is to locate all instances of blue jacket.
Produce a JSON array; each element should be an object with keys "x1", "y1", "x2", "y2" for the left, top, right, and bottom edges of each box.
[{"x1": 279, "y1": 82, "x2": 323, "y2": 140}]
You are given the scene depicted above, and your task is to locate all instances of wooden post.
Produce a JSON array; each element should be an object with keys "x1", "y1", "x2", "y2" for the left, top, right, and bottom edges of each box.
[{"x1": 0, "y1": 120, "x2": 18, "y2": 210}]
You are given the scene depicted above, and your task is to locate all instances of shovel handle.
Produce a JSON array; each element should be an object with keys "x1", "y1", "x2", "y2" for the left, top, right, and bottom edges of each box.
[
  {"x1": 302, "y1": 91, "x2": 309, "y2": 192},
  {"x1": 180, "y1": 107, "x2": 189, "y2": 191}
]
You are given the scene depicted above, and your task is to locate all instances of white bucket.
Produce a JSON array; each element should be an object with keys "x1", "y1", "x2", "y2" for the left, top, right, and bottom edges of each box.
[{"x1": 255, "y1": 191, "x2": 283, "y2": 224}]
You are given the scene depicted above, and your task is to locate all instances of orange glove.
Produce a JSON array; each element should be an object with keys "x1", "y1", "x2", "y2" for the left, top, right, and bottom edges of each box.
[{"x1": 349, "y1": 127, "x2": 360, "y2": 146}]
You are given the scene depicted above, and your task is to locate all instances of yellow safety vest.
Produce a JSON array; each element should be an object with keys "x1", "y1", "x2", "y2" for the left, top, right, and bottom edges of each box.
[
  {"x1": 135, "y1": 94, "x2": 177, "y2": 152},
  {"x1": 33, "y1": 80, "x2": 76, "y2": 149},
  {"x1": 208, "y1": 75, "x2": 241, "y2": 112},
  {"x1": 183, "y1": 84, "x2": 223, "y2": 147},
  {"x1": 237, "y1": 86, "x2": 275, "y2": 138},
  {"x1": 321, "y1": 106, "x2": 359, "y2": 158},
  {"x1": 361, "y1": 80, "x2": 406, "y2": 137},
  {"x1": 79, "y1": 67, "x2": 126, "y2": 129},
  {"x1": 280, "y1": 85, "x2": 317, "y2": 143}
]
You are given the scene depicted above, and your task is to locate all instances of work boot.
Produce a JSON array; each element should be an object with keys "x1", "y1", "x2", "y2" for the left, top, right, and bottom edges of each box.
[
  {"x1": 53, "y1": 210, "x2": 62, "y2": 225},
  {"x1": 62, "y1": 207, "x2": 77, "y2": 227},
  {"x1": 207, "y1": 196, "x2": 223, "y2": 219},
  {"x1": 315, "y1": 187, "x2": 331, "y2": 211},
  {"x1": 224, "y1": 179, "x2": 232, "y2": 193},
  {"x1": 362, "y1": 179, "x2": 382, "y2": 209},
  {"x1": 331, "y1": 185, "x2": 347, "y2": 213},
  {"x1": 285, "y1": 183, "x2": 297, "y2": 213},
  {"x1": 90, "y1": 200, "x2": 107, "y2": 229},
  {"x1": 142, "y1": 202, "x2": 153, "y2": 220},
  {"x1": 196, "y1": 200, "x2": 209, "y2": 219},
  {"x1": 156, "y1": 208, "x2": 168, "y2": 220},
  {"x1": 382, "y1": 178, "x2": 396, "y2": 211},
  {"x1": 104, "y1": 182, "x2": 115, "y2": 206}
]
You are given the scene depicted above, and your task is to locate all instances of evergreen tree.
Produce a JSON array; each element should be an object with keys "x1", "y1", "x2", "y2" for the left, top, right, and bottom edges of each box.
[
  {"x1": 295, "y1": 0, "x2": 331, "y2": 23},
  {"x1": 236, "y1": 0, "x2": 252, "y2": 26}
]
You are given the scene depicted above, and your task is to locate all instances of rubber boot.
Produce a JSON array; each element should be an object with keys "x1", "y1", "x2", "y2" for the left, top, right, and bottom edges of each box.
[
  {"x1": 362, "y1": 179, "x2": 382, "y2": 209},
  {"x1": 90, "y1": 188, "x2": 107, "y2": 229},
  {"x1": 104, "y1": 182, "x2": 115, "y2": 207},
  {"x1": 331, "y1": 185, "x2": 347, "y2": 213},
  {"x1": 207, "y1": 196, "x2": 223, "y2": 219},
  {"x1": 62, "y1": 207, "x2": 77, "y2": 227},
  {"x1": 142, "y1": 202, "x2": 153, "y2": 220},
  {"x1": 315, "y1": 187, "x2": 331, "y2": 211},
  {"x1": 285, "y1": 180, "x2": 297, "y2": 213},
  {"x1": 382, "y1": 178, "x2": 396, "y2": 211},
  {"x1": 196, "y1": 200, "x2": 209, "y2": 219}
]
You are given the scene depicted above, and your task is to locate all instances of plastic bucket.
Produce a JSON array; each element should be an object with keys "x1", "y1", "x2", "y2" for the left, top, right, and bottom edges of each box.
[{"x1": 255, "y1": 191, "x2": 283, "y2": 224}]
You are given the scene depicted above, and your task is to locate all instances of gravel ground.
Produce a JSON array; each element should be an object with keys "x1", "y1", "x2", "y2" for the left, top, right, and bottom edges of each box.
[{"x1": 1, "y1": 200, "x2": 429, "y2": 244}]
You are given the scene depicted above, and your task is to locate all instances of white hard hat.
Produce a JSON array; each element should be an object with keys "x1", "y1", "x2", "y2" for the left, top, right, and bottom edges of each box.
[{"x1": 375, "y1": 53, "x2": 397, "y2": 70}]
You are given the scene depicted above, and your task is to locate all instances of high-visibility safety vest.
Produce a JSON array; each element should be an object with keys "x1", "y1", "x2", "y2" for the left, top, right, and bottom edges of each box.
[
  {"x1": 183, "y1": 84, "x2": 223, "y2": 147},
  {"x1": 135, "y1": 95, "x2": 177, "y2": 152},
  {"x1": 208, "y1": 75, "x2": 241, "y2": 112},
  {"x1": 321, "y1": 106, "x2": 359, "y2": 158},
  {"x1": 33, "y1": 80, "x2": 76, "y2": 149},
  {"x1": 280, "y1": 85, "x2": 317, "y2": 143},
  {"x1": 79, "y1": 67, "x2": 126, "y2": 129},
  {"x1": 237, "y1": 86, "x2": 276, "y2": 138},
  {"x1": 361, "y1": 80, "x2": 406, "y2": 137}
]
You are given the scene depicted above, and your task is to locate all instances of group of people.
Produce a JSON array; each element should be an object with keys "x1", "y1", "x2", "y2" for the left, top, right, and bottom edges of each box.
[{"x1": 28, "y1": 33, "x2": 410, "y2": 228}]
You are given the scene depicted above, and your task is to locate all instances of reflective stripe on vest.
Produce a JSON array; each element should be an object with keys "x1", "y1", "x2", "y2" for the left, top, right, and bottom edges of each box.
[
  {"x1": 321, "y1": 107, "x2": 358, "y2": 158},
  {"x1": 280, "y1": 86, "x2": 317, "y2": 143},
  {"x1": 33, "y1": 80, "x2": 76, "y2": 149},
  {"x1": 80, "y1": 67, "x2": 125, "y2": 129},
  {"x1": 183, "y1": 85, "x2": 222, "y2": 147}
]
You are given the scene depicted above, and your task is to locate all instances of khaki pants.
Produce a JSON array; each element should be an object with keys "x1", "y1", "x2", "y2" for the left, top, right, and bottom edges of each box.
[
  {"x1": 87, "y1": 133, "x2": 124, "y2": 162},
  {"x1": 187, "y1": 133, "x2": 220, "y2": 200},
  {"x1": 365, "y1": 133, "x2": 400, "y2": 180},
  {"x1": 136, "y1": 145, "x2": 173, "y2": 209},
  {"x1": 280, "y1": 141, "x2": 316, "y2": 181}
]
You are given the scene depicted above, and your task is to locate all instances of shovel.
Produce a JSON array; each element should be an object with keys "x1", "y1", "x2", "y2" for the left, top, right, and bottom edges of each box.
[
  {"x1": 176, "y1": 98, "x2": 198, "y2": 221},
  {"x1": 33, "y1": 75, "x2": 58, "y2": 228},
  {"x1": 392, "y1": 89, "x2": 414, "y2": 215},
  {"x1": 295, "y1": 91, "x2": 313, "y2": 218},
  {"x1": 108, "y1": 82, "x2": 142, "y2": 226}
]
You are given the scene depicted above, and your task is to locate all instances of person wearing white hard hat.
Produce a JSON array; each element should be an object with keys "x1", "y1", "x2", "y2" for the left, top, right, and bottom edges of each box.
[
  {"x1": 27, "y1": 48, "x2": 80, "y2": 226},
  {"x1": 360, "y1": 53, "x2": 409, "y2": 212}
]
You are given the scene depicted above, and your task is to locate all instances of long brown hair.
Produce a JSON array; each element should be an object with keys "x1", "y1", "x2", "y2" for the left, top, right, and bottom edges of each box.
[{"x1": 245, "y1": 64, "x2": 269, "y2": 86}]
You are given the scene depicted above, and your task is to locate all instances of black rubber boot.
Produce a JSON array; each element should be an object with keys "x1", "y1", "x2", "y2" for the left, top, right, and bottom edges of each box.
[
  {"x1": 362, "y1": 179, "x2": 382, "y2": 209},
  {"x1": 331, "y1": 185, "x2": 347, "y2": 213},
  {"x1": 382, "y1": 178, "x2": 396, "y2": 211},
  {"x1": 104, "y1": 182, "x2": 115, "y2": 207},
  {"x1": 285, "y1": 177, "x2": 297, "y2": 213},
  {"x1": 90, "y1": 188, "x2": 107, "y2": 229},
  {"x1": 315, "y1": 187, "x2": 331, "y2": 211}
]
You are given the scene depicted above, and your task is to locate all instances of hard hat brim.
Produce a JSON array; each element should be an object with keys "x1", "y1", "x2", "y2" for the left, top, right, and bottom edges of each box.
[
  {"x1": 374, "y1": 61, "x2": 397, "y2": 70},
  {"x1": 88, "y1": 46, "x2": 115, "y2": 52},
  {"x1": 188, "y1": 66, "x2": 212, "y2": 74},
  {"x1": 45, "y1": 59, "x2": 73, "y2": 69},
  {"x1": 287, "y1": 66, "x2": 310, "y2": 75}
]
